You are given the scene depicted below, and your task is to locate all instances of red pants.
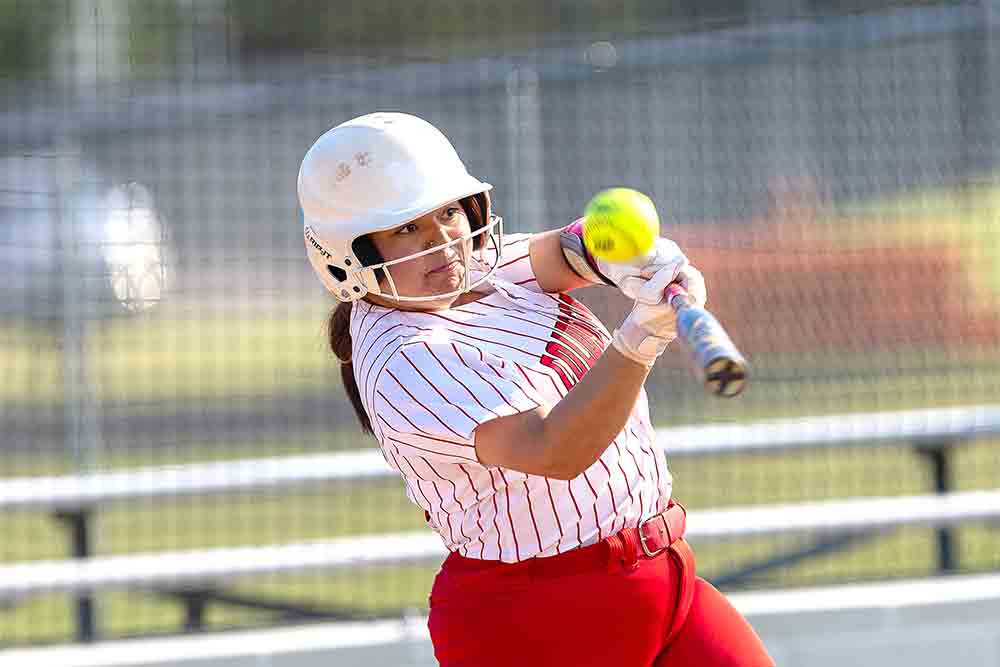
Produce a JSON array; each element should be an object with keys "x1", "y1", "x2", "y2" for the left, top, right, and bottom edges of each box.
[{"x1": 428, "y1": 533, "x2": 773, "y2": 666}]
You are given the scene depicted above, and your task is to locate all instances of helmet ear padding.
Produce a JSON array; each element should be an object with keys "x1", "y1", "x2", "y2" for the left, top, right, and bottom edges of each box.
[
  {"x1": 351, "y1": 235, "x2": 383, "y2": 267},
  {"x1": 350, "y1": 235, "x2": 386, "y2": 284}
]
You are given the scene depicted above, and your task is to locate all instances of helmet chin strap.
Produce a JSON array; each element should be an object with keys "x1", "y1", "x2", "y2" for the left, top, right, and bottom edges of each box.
[{"x1": 368, "y1": 215, "x2": 504, "y2": 303}]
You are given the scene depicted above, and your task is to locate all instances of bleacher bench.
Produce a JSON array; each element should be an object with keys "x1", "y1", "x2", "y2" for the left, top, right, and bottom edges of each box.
[{"x1": 1, "y1": 404, "x2": 998, "y2": 642}]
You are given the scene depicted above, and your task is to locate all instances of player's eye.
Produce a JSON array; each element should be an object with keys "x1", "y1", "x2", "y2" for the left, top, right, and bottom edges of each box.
[
  {"x1": 438, "y1": 207, "x2": 461, "y2": 224},
  {"x1": 396, "y1": 223, "x2": 419, "y2": 235}
]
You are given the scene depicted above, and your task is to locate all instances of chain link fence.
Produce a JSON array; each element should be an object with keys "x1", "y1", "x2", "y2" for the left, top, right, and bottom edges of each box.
[{"x1": 1, "y1": 0, "x2": 998, "y2": 646}]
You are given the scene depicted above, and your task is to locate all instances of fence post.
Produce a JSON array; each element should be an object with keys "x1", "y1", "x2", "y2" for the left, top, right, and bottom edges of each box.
[
  {"x1": 55, "y1": 510, "x2": 97, "y2": 642},
  {"x1": 181, "y1": 591, "x2": 209, "y2": 633},
  {"x1": 915, "y1": 441, "x2": 956, "y2": 573}
]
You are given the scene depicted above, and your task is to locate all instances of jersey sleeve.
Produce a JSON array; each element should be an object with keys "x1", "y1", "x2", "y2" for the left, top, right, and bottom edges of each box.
[
  {"x1": 485, "y1": 232, "x2": 542, "y2": 292},
  {"x1": 372, "y1": 340, "x2": 544, "y2": 464}
]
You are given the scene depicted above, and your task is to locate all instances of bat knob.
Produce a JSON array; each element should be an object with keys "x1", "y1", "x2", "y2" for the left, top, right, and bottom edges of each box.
[{"x1": 704, "y1": 357, "x2": 748, "y2": 398}]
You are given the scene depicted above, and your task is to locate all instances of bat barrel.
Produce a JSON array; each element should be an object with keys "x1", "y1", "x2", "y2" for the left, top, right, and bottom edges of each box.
[{"x1": 666, "y1": 284, "x2": 749, "y2": 398}]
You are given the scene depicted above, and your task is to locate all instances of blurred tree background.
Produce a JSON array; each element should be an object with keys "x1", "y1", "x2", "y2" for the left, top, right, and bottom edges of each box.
[{"x1": 0, "y1": 0, "x2": 956, "y2": 80}]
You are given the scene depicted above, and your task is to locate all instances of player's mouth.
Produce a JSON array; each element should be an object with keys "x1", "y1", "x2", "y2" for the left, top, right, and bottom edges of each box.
[{"x1": 428, "y1": 259, "x2": 461, "y2": 274}]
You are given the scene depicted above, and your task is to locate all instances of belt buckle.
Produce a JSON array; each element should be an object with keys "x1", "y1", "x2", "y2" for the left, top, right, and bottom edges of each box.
[{"x1": 638, "y1": 514, "x2": 667, "y2": 558}]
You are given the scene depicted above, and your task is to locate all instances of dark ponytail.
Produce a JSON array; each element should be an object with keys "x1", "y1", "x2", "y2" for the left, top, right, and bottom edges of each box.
[{"x1": 327, "y1": 301, "x2": 373, "y2": 435}]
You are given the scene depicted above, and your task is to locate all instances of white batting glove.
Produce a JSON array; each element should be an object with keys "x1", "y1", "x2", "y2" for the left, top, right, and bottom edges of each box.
[
  {"x1": 560, "y1": 221, "x2": 686, "y2": 296},
  {"x1": 653, "y1": 262, "x2": 707, "y2": 310},
  {"x1": 595, "y1": 238, "x2": 689, "y2": 304},
  {"x1": 559, "y1": 221, "x2": 703, "y2": 308},
  {"x1": 611, "y1": 263, "x2": 708, "y2": 367}
]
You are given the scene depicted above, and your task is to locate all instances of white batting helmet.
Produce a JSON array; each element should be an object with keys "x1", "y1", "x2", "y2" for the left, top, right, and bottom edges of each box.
[{"x1": 297, "y1": 112, "x2": 504, "y2": 303}]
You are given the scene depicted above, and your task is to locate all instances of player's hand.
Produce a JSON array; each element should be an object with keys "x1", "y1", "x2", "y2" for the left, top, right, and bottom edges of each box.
[
  {"x1": 595, "y1": 238, "x2": 688, "y2": 302},
  {"x1": 656, "y1": 262, "x2": 707, "y2": 309},
  {"x1": 611, "y1": 262, "x2": 708, "y2": 367},
  {"x1": 612, "y1": 300, "x2": 677, "y2": 367}
]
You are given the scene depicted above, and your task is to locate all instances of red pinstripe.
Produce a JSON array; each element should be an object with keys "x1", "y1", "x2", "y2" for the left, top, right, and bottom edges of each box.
[
  {"x1": 469, "y1": 299, "x2": 585, "y2": 340},
  {"x1": 385, "y1": 437, "x2": 466, "y2": 547},
  {"x1": 476, "y1": 351, "x2": 543, "y2": 406},
  {"x1": 421, "y1": 456, "x2": 472, "y2": 545},
  {"x1": 542, "y1": 477, "x2": 563, "y2": 553},
  {"x1": 496, "y1": 468, "x2": 522, "y2": 561},
  {"x1": 496, "y1": 236, "x2": 529, "y2": 249},
  {"x1": 400, "y1": 349, "x2": 482, "y2": 429},
  {"x1": 391, "y1": 445, "x2": 436, "y2": 517},
  {"x1": 424, "y1": 310, "x2": 556, "y2": 348},
  {"x1": 595, "y1": 455, "x2": 617, "y2": 508},
  {"x1": 620, "y1": 430, "x2": 648, "y2": 518},
  {"x1": 632, "y1": 417, "x2": 668, "y2": 511},
  {"x1": 354, "y1": 308, "x2": 399, "y2": 370},
  {"x1": 376, "y1": 414, "x2": 478, "y2": 464},
  {"x1": 614, "y1": 452, "x2": 636, "y2": 527},
  {"x1": 451, "y1": 345, "x2": 528, "y2": 412},
  {"x1": 383, "y1": 442, "x2": 420, "y2": 503},
  {"x1": 458, "y1": 464, "x2": 488, "y2": 558},
  {"x1": 385, "y1": 369, "x2": 467, "y2": 440},
  {"x1": 420, "y1": 465, "x2": 457, "y2": 545},
  {"x1": 423, "y1": 323, "x2": 544, "y2": 360},
  {"x1": 376, "y1": 397, "x2": 473, "y2": 448},
  {"x1": 424, "y1": 342, "x2": 501, "y2": 419},
  {"x1": 520, "y1": 474, "x2": 544, "y2": 553},
  {"x1": 587, "y1": 482, "x2": 603, "y2": 539},
  {"x1": 497, "y1": 252, "x2": 530, "y2": 269},
  {"x1": 488, "y1": 468, "x2": 504, "y2": 558},
  {"x1": 361, "y1": 332, "x2": 413, "y2": 423},
  {"x1": 514, "y1": 363, "x2": 540, "y2": 393}
]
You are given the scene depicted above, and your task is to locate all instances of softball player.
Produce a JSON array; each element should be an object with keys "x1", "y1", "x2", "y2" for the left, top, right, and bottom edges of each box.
[{"x1": 299, "y1": 112, "x2": 773, "y2": 667}]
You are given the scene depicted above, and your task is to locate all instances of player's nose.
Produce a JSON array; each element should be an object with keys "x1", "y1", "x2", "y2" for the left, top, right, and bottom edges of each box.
[{"x1": 425, "y1": 222, "x2": 454, "y2": 250}]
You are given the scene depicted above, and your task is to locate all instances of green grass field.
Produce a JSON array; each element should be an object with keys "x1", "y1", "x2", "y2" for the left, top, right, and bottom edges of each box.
[
  {"x1": 0, "y1": 309, "x2": 333, "y2": 406},
  {"x1": 2, "y1": 181, "x2": 1000, "y2": 645}
]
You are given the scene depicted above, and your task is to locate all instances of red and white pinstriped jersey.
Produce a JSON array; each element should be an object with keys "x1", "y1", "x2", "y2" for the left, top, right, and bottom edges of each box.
[{"x1": 350, "y1": 233, "x2": 672, "y2": 562}]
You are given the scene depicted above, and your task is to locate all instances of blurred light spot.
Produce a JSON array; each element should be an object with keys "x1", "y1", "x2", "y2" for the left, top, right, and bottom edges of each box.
[
  {"x1": 586, "y1": 41, "x2": 618, "y2": 70},
  {"x1": 103, "y1": 183, "x2": 170, "y2": 313}
]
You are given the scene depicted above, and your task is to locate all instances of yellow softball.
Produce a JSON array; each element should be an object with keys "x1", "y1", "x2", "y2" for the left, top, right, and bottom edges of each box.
[{"x1": 582, "y1": 188, "x2": 660, "y2": 263}]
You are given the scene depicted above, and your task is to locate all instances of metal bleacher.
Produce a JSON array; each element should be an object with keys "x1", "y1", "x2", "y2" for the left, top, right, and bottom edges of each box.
[{"x1": 2, "y1": 404, "x2": 999, "y2": 643}]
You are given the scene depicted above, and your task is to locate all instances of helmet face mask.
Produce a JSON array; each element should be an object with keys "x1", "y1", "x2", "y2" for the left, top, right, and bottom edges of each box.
[
  {"x1": 299, "y1": 113, "x2": 500, "y2": 305},
  {"x1": 363, "y1": 212, "x2": 504, "y2": 303}
]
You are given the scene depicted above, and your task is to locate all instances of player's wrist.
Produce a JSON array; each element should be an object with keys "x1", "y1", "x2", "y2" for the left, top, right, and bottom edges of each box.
[
  {"x1": 612, "y1": 314, "x2": 677, "y2": 367},
  {"x1": 560, "y1": 219, "x2": 615, "y2": 286}
]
